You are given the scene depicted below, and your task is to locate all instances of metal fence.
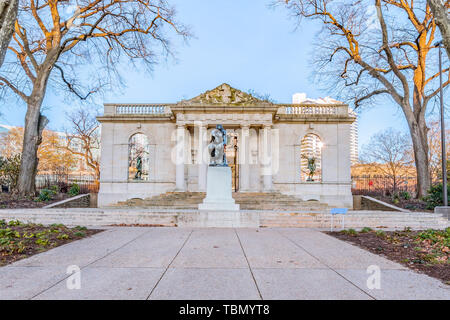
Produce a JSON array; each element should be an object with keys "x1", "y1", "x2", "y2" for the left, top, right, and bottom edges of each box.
[
  {"x1": 35, "y1": 174, "x2": 99, "y2": 194},
  {"x1": 351, "y1": 175, "x2": 417, "y2": 197}
]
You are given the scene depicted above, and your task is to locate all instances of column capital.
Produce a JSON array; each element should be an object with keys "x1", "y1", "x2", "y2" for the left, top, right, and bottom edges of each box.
[{"x1": 193, "y1": 121, "x2": 208, "y2": 128}]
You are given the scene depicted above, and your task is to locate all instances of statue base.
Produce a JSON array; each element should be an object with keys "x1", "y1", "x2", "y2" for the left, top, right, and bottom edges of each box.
[{"x1": 198, "y1": 166, "x2": 240, "y2": 211}]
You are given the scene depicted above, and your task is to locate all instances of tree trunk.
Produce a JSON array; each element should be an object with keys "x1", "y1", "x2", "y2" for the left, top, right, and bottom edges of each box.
[
  {"x1": 0, "y1": 0, "x2": 18, "y2": 68},
  {"x1": 17, "y1": 73, "x2": 50, "y2": 196},
  {"x1": 409, "y1": 121, "x2": 431, "y2": 198},
  {"x1": 427, "y1": 0, "x2": 450, "y2": 59}
]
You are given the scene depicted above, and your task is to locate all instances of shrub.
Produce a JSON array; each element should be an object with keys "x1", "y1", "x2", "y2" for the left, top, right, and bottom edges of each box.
[
  {"x1": 74, "y1": 231, "x2": 85, "y2": 237},
  {"x1": 68, "y1": 184, "x2": 80, "y2": 196},
  {"x1": 37, "y1": 189, "x2": 53, "y2": 202},
  {"x1": 341, "y1": 229, "x2": 358, "y2": 236},
  {"x1": 360, "y1": 227, "x2": 373, "y2": 233},
  {"x1": 8, "y1": 220, "x2": 21, "y2": 226},
  {"x1": 58, "y1": 181, "x2": 69, "y2": 193},
  {"x1": 35, "y1": 238, "x2": 50, "y2": 246},
  {"x1": 375, "y1": 230, "x2": 386, "y2": 237},
  {"x1": 423, "y1": 184, "x2": 450, "y2": 210},
  {"x1": 399, "y1": 191, "x2": 411, "y2": 200},
  {"x1": 0, "y1": 155, "x2": 21, "y2": 191}
]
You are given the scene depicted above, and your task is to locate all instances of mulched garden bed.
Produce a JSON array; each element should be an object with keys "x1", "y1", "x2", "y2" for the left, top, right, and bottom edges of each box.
[
  {"x1": 0, "y1": 193, "x2": 70, "y2": 209},
  {"x1": 0, "y1": 220, "x2": 102, "y2": 266},
  {"x1": 326, "y1": 228, "x2": 450, "y2": 284},
  {"x1": 375, "y1": 196, "x2": 431, "y2": 212}
]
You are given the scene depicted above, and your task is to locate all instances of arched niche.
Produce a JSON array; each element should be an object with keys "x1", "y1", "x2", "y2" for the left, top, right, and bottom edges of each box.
[
  {"x1": 300, "y1": 133, "x2": 323, "y2": 182},
  {"x1": 128, "y1": 133, "x2": 150, "y2": 181}
]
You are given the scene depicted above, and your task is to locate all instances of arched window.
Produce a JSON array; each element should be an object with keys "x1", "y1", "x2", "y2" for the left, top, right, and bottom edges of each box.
[
  {"x1": 300, "y1": 133, "x2": 323, "y2": 182},
  {"x1": 128, "y1": 133, "x2": 150, "y2": 180}
]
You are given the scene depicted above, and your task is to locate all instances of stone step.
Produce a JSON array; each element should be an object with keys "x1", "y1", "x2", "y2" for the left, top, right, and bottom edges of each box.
[
  {"x1": 114, "y1": 191, "x2": 329, "y2": 210},
  {"x1": 114, "y1": 191, "x2": 331, "y2": 211},
  {"x1": 0, "y1": 209, "x2": 447, "y2": 229}
]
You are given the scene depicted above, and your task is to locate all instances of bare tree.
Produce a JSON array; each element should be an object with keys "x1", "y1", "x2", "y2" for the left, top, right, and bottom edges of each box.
[
  {"x1": 0, "y1": 0, "x2": 18, "y2": 68},
  {"x1": 427, "y1": 0, "x2": 450, "y2": 58},
  {"x1": 361, "y1": 128, "x2": 414, "y2": 193},
  {"x1": 0, "y1": 0, "x2": 190, "y2": 196},
  {"x1": 281, "y1": 0, "x2": 449, "y2": 197},
  {"x1": 63, "y1": 108, "x2": 100, "y2": 186}
]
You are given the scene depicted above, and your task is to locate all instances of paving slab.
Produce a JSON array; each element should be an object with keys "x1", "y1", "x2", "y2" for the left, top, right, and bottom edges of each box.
[
  {"x1": 10, "y1": 228, "x2": 149, "y2": 267},
  {"x1": 149, "y1": 268, "x2": 261, "y2": 300},
  {"x1": 171, "y1": 228, "x2": 247, "y2": 268},
  {"x1": 252, "y1": 268, "x2": 372, "y2": 300},
  {"x1": 278, "y1": 228, "x2": 406, "y2": 270},
  {"x1": 337, "y1": 269, "x2": 450, "y2": 300},
  {"x1": 0, "y1": 227, "x2": 447, "y2": 300},
  {"x1": 0, "y1": 266, "x2": 68, "y2": 300},
  {"x1": 236, "y1": 228, "x2": 324, "y2": 268},
  {"x1": 33, "y1": 267, "x2": 165, "y2": 300},
  {"x1": 92, "y1": 228, "x2": 191, "y2": 268}
]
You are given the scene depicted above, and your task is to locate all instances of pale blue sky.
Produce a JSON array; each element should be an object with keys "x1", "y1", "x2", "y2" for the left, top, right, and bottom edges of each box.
[{"x1": 1, "y1": 0, "x2": 441, "y2": 149}]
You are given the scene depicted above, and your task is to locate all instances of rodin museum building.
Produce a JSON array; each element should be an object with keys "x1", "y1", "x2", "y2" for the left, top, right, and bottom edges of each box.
[{"x1": 97, "y1": 83, "x2": 356, "y2": 208}]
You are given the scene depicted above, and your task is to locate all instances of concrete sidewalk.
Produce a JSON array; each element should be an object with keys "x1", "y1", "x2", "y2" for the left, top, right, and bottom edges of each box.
[{"x1": 0, "y1": 228, "x2": 448, "y2": 300}]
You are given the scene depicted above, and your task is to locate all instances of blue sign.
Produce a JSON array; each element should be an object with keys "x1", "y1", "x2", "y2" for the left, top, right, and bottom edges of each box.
[{"x1": 330, "y1": 208, "x2": 348, "y2": 215}]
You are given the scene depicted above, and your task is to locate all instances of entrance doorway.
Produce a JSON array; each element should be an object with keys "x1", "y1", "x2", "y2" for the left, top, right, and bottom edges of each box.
[{"x1": 226, "y1": 132, "x2": 239, "y2": 191}]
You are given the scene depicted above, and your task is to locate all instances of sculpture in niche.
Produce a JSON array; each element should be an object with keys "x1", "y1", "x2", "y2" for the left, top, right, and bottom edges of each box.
[
  {"x1": 135, "y1": 156, "x2": 143, "y2": 179},
  {"x1": 207, "y1": 124, "x2": 228, "y2": 166},
  {"x1": 128, "y1": 133, "x2": 149, "y2": 180},
  {"x1": 306, "y1": 156, "x2": 317, "y2": 181}
]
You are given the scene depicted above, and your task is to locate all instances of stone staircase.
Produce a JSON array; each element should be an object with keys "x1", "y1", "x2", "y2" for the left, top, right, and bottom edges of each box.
[
  {"x1": 0, "y1": 208, "x2": 447, "y2": 229},
  {"x1": 113, "y1": 191, "x2": 330, "y2": 211},
  {"x1": 259, "y1": 211, "x2": 448, "y2": 229}
]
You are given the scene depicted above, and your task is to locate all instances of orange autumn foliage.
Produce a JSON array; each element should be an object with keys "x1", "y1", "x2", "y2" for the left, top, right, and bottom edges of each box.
[{"x1": 0, "y1": 127, "x2": 76, "y2": 174}]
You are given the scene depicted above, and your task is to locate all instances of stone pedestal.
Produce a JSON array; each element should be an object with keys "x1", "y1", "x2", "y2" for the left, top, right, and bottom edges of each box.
[
  {"x1": 434, "y1": 206, "x2": 450, "y2": 219},
  {"x1": 198, "y1": 166, "x2": 240, "y2": 211}
]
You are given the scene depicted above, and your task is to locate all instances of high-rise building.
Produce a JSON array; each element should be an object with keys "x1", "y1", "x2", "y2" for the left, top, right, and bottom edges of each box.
[
  {"x1": 292, "y1": 93, "x2": 358, "y2": 164},
  {"x1": 349, "y1": 109, "x2": 359, "y2": 164}
]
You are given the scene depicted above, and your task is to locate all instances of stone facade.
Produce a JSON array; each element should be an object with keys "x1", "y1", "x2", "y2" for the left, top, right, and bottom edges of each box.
[{"x1": 97, "y1": 84, "x2": 356, "y2": 208}]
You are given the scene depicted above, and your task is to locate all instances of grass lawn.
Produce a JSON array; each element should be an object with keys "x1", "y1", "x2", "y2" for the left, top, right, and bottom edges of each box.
[
  {"x1": 0, "y1": 219, "x2": 102, "y2": 267},
  {"x1": 327, "y1": 227, "x2": 450, "y2": 284}
]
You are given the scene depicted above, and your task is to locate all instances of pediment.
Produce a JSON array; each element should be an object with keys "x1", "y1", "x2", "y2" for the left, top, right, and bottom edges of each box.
[{"x1": 178, "y1": 83, "x2": 270, "y2": 106}]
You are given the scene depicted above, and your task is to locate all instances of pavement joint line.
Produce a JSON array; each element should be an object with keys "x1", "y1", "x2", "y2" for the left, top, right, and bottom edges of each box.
[
  {"x1": 29, "y1": 228, "x2": 152, "y2": 300},
  {"x1": 146, "y1": 229, "x2": 194, "y2": 300},
  {"x1": 276, "y1": 229, "x2": 377, "y2": 300},
  {"x1": 234, "y1": 229, "x2": 263, "y2": 300}
]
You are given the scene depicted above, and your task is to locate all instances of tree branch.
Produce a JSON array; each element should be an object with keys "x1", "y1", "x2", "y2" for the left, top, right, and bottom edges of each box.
[
  {"x1": 355, "y1": 89, "x2": 390, "y2": 108},
  {"x1": 0, "y1": 76, "x2": 29, "y2": 102}
]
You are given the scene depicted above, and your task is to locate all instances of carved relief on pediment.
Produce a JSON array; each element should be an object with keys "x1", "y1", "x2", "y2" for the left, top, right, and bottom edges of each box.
[{"x1": 178, "y1": 83, "x2": 269, "y2": 105}]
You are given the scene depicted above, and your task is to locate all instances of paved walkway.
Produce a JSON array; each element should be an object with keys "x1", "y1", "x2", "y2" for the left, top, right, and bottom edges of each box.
[{"x1": 0, "y1": 228, "x2": 448, "y2": 300}]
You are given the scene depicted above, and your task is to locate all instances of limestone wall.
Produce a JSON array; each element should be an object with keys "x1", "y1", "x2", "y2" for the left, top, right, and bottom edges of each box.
[
  {"x1": 98, "y1": 122, "x2": 176, "y2": 206},
  {"x1": 97, "y1": 104, "x2": 354, "y2": 208},
  {"x1": 273, "y1": 122, "x2": 353, "y2": 207}
]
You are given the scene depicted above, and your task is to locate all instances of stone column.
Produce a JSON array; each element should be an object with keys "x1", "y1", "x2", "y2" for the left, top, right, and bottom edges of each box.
[
  {"x1": 175, "y1": 124, "x2": 186, "y2": 191},
  {"x1": 240, "y1": 125, "x2": 250, "y2": 191},
  {"x1": 197, "y1": 123, "x2": 208, "y2": 191},
  {"x1": 261, "y1": 124, "x2": 273, "y2": 192}
]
